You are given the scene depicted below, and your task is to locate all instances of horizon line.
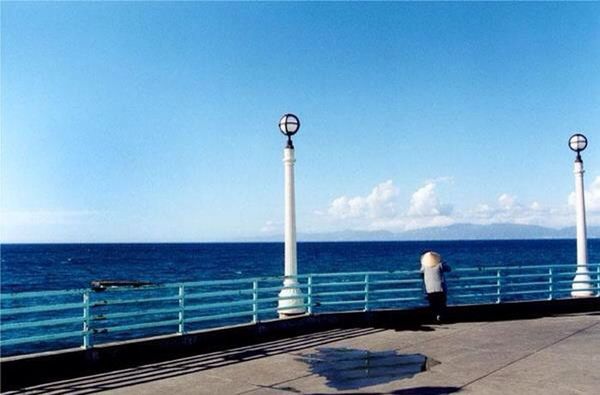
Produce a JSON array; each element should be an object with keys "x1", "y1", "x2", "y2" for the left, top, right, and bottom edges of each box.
[{"x1": 2, "y1": 237, "x2": 599, "y2": 245}]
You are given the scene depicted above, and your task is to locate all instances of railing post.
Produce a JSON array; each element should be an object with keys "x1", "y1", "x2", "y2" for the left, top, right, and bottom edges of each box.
[
  {"x1": 252, "y1": 281, "x2": 259, "y2": 323},
  {"x1": 82, "y1": 290, "x2": 91, "y2": 349},
  {"x1": 364, "y1": 274, "x2": 370, "y2": 311},
  {"x1": 496, "y1": 269, "x2": 501, "y2": 304},
  {"x1": 548, "y1": 268, "x2": 554, "y2": 300},
  {"x1": 178, "y1": 285, "x2": 185, "y2": 334},
  {"x1": 307, "y1": 275, "x2": 313, "y2": 315}
]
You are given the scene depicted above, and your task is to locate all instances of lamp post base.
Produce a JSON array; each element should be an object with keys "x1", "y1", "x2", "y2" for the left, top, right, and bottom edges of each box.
[
  {"x1": 278, "y1": 282, "x2": 306, "y2": 318},
  {"x1": 571, "y1": 272, "x2": 593, "y2": 297}
]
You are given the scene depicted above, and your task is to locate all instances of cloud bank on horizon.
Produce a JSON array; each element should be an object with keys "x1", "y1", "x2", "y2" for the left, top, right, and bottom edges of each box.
[
  {"x1": 3, "y1": 176, "x2": 600, "y2": 242},
  {"x1": 314, "y1": 175, "x2": 600, "y2": 233}
]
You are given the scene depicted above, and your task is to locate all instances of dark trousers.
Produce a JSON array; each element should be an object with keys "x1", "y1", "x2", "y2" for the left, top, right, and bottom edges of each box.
[{"x1": 426, "y1": 292, "x2": 447, "y2": 321}]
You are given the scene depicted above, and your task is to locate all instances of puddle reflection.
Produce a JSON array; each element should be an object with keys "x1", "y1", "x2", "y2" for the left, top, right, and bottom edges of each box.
[{"x1": 298, "y1": 347, "x2": 439, "y2": 391}]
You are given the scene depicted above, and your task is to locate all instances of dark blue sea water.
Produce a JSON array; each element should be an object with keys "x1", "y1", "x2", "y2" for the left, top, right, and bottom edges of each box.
[
  {"x1": 1, "y1": 240, "x2": 599, "y2": 356},
  {"x1": 3, "y1": 240, "x2": 599, "y2": 292}
]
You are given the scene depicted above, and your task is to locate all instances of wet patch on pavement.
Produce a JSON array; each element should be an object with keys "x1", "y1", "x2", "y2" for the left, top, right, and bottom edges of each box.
[{"x1": 297, "y1": 347, "x2": 439, "y2": 391}]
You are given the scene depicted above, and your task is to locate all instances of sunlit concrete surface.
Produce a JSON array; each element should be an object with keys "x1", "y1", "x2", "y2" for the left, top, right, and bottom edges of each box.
[{"x1": 5, "y1": 313, "x2": 599, "y2": 394}]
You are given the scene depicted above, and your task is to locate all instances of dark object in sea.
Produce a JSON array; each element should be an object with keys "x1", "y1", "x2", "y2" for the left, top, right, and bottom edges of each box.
[{"x1": 91, "y1": 280, "x2": 155, "y2": 291}]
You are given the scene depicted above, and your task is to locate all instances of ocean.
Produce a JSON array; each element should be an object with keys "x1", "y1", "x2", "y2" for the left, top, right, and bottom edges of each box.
[{"x1": 2, "y1": 239, "x2": 599, "y2": 292}]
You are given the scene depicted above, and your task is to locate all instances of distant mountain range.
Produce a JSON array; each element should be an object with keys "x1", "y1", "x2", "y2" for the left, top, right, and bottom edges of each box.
[{"x1": 248, "y1": 223, "x2": 600, "y2": 242}]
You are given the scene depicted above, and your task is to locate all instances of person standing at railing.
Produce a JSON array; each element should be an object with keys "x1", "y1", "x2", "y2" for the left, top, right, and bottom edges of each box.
[{"x1": 420, "y1": 251, "x2": 451, "y2": 323}]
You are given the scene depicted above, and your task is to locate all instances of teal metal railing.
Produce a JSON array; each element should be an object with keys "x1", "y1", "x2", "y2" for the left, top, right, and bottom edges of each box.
[{"x1": 1, "y1": 263, "x2": 599, "y2": 356}]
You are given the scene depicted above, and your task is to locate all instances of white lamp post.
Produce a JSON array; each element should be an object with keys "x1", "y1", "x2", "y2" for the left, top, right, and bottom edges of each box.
[
  {"x1": 569, "y1": 133, "x2": 593, "y2": 297},
  {"x1": 277, "y1": 113, "x2": 306, "y2": 316}
]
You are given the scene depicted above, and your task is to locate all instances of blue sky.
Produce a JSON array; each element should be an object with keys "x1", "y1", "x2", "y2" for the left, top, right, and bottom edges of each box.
[{"x1": 1, "y1": 2, "x2": 599, "y2": 242}]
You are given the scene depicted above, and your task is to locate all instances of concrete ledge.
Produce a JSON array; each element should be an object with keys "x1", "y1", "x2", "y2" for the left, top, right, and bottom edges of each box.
[{"x1": 2, "y1": 297, "x2": 598, "y2": 391}]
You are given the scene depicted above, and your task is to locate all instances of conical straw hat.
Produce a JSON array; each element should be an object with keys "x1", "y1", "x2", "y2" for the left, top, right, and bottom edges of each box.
[{"x1": 421, "y1": 251, "x2": 442, "y2": 268}]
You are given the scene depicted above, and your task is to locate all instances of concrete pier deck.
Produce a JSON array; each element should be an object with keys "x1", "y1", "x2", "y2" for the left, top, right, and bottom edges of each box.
[{"x1": 5, "y1": 312, "x2": 599, "y2": 394}]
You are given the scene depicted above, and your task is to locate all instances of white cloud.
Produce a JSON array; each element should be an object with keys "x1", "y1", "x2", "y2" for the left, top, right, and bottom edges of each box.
[
  {"x1": 326, "y1": 179, "x2": 453, "y2": 231},
  {"x1": 324, "y1": 178, "x2": 600, "y2": 232},
  {"x1": 315, "y1": 174, "x2": 600, "y2": 233},
  {"x1": 468, "y1": 194, "x2": 524, "y2": 224},
  {"x1": 465, "y1": 194, "x2": 577, "y2": 228},
  {"x1": 327, "y1": 180, "x2": 399, "y2": 220},
  {"x1": 498, "y1": 193, "x2": 516, "y2": 209},
  {"x1": 408, "y1": 182, "x2": 452, "y2": 217}
]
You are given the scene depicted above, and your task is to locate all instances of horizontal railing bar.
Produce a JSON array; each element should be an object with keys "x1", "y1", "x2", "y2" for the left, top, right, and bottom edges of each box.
[
  {"x1": 501, "y1": 281, "x2": 553, "y2": 287},
  {"x1": 313, "y1": 290, "x2": 366, "y2": 297},
  {"x1": 248, "y1": 284, "x2": 309, "y2": 293},
  {"x1": 309, "y1": 281, "x2": 366, "y2": 287},
  {"x1": 93, "y1": 320, "x2": 180, "y2": 334},
  {"x1": 104, "y1": 268, "x2": 556, "y2": 290},
  {"x1": 184, "y1": 285, "x2": 309, "y2": 299},
  {"x1": 0, "y1": 316, "x2": 83, "y2": 331},
  {"x1": 185, "y1": 289, "x2": 254, "y2": 299},
  {"x1": 554, "y1": 286, "x2": 599, "y2": 292},
  {"x1": 448, "y1": 275, "x2": 500, "y2": 281},
  {"x1": 251, "y1": 295, "x2": 305, "y2": 305},
  {"x1": 498, "y1": 289, "x2": 552, "y2": 296},
  {"x1": 317, "y1": 300, "x2": 365, "y2": 306},
  {"x1": 0, "y1": 289, "x2": 86, "y2": 300},
  {"x1": 191, "y1": 285, "x2": 306, "y2": 299},
  {"x1": 96, "y1": 280, "x2": 303, "y2": 293},
  {"x1": 308, "y1": 270, "x2": 416, "y2": 278},
  {"x1": 460, "y1": 264, "x2": 599, "y2": 271},
  {"x1": 368, "y1": 288, "x2": 423, "y2": 294},
  {"x1": 93, "y1": 307, "x2": 180, "y2": 320},
  {"x1": 92, "y1": 295, "x2": 179, "y2": 307},
  {"x1": 453, "y1": 292, "x2": 501, "y2": 298},
  {"x1": 181, "y1": 276, "x2": 285, "y2": 287},
  {"x1": 554, "y1": 280, "x2": 600, "y2": 284},
  {"x1": 185, "y1": 311, "x2": 254, "y2": 323},
  {"x1": 370, "y1": 296, "x2": 423, "y2": 303},
  {"x1": 2, "y1": 302, "x2": 84, "y2": 315},
  {"x1": 92, "y1": 275, "x2": 282, "y2": 292},
  {"x1": 368, "y1": 279, "x2": 422, "y2": 285},
  {"x1": 451, "y1": 284, "x2": 498, "y2": 290},
  {"x1": 277, "y1": 303, "x2": 312, "y2": 310},
  {"x1": 185, "y1": 299, "x2": 256, "y2": 312},
  {"x1": 254, "y1": 303, "x2": 312, "y2": 315},
  {"x1": 503, "y1": 273, "x2": 550, "y2": 279},
  {"x1": 98, "y1": 277, "x2": 317, "y2": 292},
  {"x1": 0, "y1": 330, "x2": 84, "y2": 346},
  {"x1": 93, "y1": 284, "x2": 176, "y2": 293},
  {"x1": 453, "y1": 292, "x2": 500, "y2": 298},
  {"x1": 186, "y1": 294, "x2": 307, "y2": 313}
]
